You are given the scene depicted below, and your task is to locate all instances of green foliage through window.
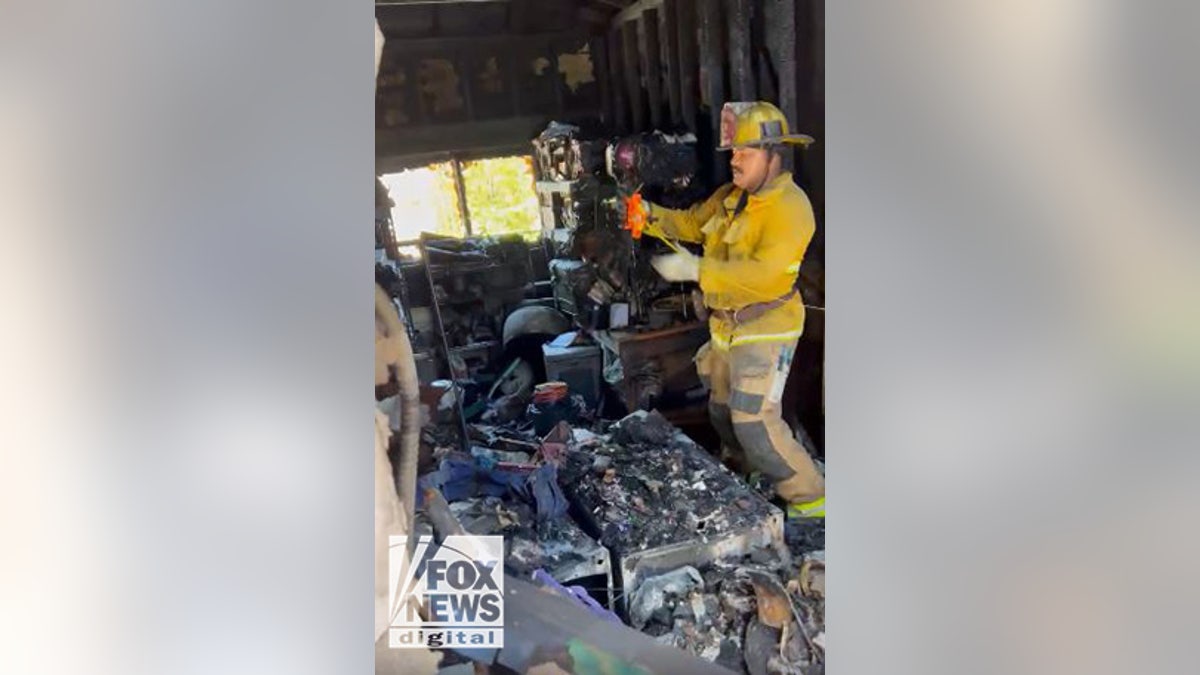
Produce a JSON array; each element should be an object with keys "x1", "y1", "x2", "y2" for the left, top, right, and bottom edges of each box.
[
  {"x1": 381, "y1": 154, "x2": 540, "y2": 247},
  {"x1": 381, "y1": 162, "x2": 464, "y2": 241},
  {"x1": 462, "y1": 156, "x2": 541, "y2": 240}
]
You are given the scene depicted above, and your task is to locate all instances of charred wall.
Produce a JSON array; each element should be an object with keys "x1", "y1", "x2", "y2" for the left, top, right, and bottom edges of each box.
[{"x1": 376, "y1": 1, "x2": 824, "y2": 239}]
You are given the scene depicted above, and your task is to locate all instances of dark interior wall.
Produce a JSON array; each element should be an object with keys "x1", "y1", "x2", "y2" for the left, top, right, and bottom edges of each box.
[
  {"x1": 595, "y1": 0, "x2": 824, "y2": 254},
  {"x1": 376, "y1": 0, "x2": 824, "y2": 246},
  {"x1": 375, "y1": 1, "x2": 608, "y2": 172},
  {"x1": 376, "y1": 0, "x2": 825, "y2": 239},
  {"x1": 375, "y1": 0, "x2": 826, "y2": 449}
]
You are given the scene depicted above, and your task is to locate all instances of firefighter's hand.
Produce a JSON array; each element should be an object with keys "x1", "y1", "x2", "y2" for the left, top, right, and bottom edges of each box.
[
  {"x1": 641, "y1": 217, "x2": 669, "y2": 242},
  {"x1": 617, "y1": 194, "x2": 649, "y2": 227},
  {"x1": 652, "y1": 250, "x2": 701, "y2": 282}
]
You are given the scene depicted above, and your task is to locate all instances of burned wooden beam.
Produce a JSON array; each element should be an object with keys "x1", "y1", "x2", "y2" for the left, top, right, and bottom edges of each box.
[
  {"x1": 504, "y1": 47, "x2": 522, "y2": 116},
  {"x1": 451, "y1": 157, "x2": 472, "y2": 235},
  {"x1": 800, "y1": 0, "x2": 825, "y2": 242},
  {"x1": 592, "y1": 36, "x2": 613, "y2": 128},
  {"x1": 660, "y1": 0, "x2": 683, "y2": 127},
  {"x1": 751, "y1": 0, "x2": 777, "y2": 103},
  {"x1": 549, "y1": 46, "x2": 566, "y2": 115},
  {"x1": 726, "y1": 0, "x2": 755, "y2": 100},
  {"x1": 382, "y1": 30, "x2": 580, "y2": 54},
  {"x1": 675, "y1": 0, "x2": 698, "y2": 134},
  {"x1": 621, "y1": 20, "x2": 647, "y2": 132},
  {"x1": 455, "y1": 52, "x2": 475, "y2": 121},
  {"x1": 764, "y1": 0, "x2": 798, "y2": 171},
  {"x1": 607, "y1": 28, "x2": 629, "y2": 133},
  {"x1": 377, "y1": 115, "x2": 574, "y2": 158},
  {"x1": 640, "y1": 9, "x2": 664, "y2": 129},
  {"x1": 614, "y1": 0, "x2": 665, "y2": 25},
  {"x1": 697, "y1": 0, "x2": 727, "y2": 184}
]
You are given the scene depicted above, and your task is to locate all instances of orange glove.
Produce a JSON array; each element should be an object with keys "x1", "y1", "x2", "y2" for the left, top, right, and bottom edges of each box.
[{"x1": 621, "y1": 192, "x2": 650, "y2": 239}]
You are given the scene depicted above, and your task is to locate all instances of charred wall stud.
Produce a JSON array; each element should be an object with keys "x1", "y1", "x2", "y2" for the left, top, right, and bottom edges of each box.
[
  {"x1": 592, "y1": 36, "x2": 613, "y2": 128},
  {"x1": 726, "y1": 0, "x2": 756, "y2": 101},
  {"x1": 456, "y1": 52, "x2": 476, "y2": 121},
  {"x1": 505, "y1": 43, "x2": 523, "y2": 116},
  {"x1": 675, "y1": 0, "x2": 699, "y2": 134},
  {"x1": 764, "y1": 0, "x2": 799, "y2": 173},
  {"x1": 550, "y1": 45, "x2": 567, "y2": 114},
  {"x1": 640, "y1": 9, "x2": 665, "y2": 130},
  {"x1": 660, "y1": 0, "x2": 684, "y2": 128},
  {"x1": 608, "y1": 29, "x2": 630, "y2": 134},
  {"x1": 451, "y1": 157, "x2": 472, "y2": 235},
  {"x1": 800, "y1": 0, "x2": 825, "y2": 240},
  {"x1": 697, "y1": 0, "x2": 728, "y2": 184},
  {"x1": 621, "y1": 20, "x2": 647, "y2": 132}
]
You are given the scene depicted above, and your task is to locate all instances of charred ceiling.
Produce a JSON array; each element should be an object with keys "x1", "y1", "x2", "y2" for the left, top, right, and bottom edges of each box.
[{"x1": 376, "y1": 0, "x2": 824, "y2": 243}]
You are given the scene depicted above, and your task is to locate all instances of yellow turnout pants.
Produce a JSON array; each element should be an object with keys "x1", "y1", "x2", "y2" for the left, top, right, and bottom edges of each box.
[{"x1": 695, "y1": 338, "x2": 825, "y2": 503}]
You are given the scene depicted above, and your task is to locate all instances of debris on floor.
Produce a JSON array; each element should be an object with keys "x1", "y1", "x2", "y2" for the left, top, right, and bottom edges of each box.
[
  {"x1": 628, "y1": 565, "x2": 704, "y2": 629},
  {"x1": 560, "y1": 411, "x2": 780, "y2": 554},
  {"x1": 414, "y1": 406, "x2": 824, "y2": 674},
  {"x1": 628, "y1": 559, "x2": 826, "y2": 674},
  {"x1": 444, "y1": 496, "x2": 609, "y2": 583}
]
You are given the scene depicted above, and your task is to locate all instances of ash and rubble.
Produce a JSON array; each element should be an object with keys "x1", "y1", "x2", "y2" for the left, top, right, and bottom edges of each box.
[
  {"x1": 442, "y1": 496, "x2": 609, "y2": 583},
  {"x1": 415, "y1": 408, "x2": 825, "y2": 674},
  {"x1": 560, "y1": 411, "x2": 778, "y2": 554},
  {"x1": 626, "y1": 554, "x2": 826, "y2": 675}
]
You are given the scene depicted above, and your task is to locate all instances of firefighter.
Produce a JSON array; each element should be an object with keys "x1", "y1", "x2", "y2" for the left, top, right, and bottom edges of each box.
[{"x1": 643, "y1": 101, "x2": 824, "y2": 518}]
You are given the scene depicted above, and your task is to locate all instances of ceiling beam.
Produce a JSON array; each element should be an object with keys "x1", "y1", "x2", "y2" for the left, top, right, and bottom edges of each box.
[
  {"x1": 614, "y1": 0, "x2": 663, "y2": 25},
  {"x1": 379, "y1": 30, "x2": 578, "y2": 53}
]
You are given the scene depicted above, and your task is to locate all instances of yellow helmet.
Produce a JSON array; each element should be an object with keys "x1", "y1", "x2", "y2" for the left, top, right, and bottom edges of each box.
[{"x1": 718, "y1": 101, "x2": 814, "y2": 150}]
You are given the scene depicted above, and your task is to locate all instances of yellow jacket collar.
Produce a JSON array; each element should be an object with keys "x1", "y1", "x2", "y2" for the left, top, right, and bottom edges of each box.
[{"x1": 723, "y1": 172, "x2": 794, "y2": 211}]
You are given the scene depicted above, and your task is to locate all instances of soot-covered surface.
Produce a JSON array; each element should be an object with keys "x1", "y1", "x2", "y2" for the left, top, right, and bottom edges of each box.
[{"x1": 561, "y1": 411, "x2": 777, "y2": 554}]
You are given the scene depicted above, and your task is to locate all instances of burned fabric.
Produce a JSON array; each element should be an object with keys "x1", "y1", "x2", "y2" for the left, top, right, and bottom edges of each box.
[{"x1": 424, "y1": 496, "x2": 608, "y2": 585}]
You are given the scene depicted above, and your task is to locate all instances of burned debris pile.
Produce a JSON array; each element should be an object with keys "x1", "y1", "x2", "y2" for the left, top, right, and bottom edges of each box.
[
  {"x1": 560, "y1": 411, "x2": 777, "y2": 554},
  {"x1": 413, "y1": 406, "x2": 825, "y2": 673},
  {"x1": 632, "y1": 561, "x2": 826, "y2": 674}
]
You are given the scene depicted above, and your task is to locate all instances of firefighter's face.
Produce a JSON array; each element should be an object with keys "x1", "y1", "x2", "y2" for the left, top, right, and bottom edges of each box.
[{"x1": 730, "y1": 146, "x2": 773, "y2": 192}]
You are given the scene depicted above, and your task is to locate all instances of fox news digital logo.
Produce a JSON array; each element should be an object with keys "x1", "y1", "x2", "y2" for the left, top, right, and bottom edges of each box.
[{"x1": 389, "y1": 535, "x2": 504, "y2": 649}]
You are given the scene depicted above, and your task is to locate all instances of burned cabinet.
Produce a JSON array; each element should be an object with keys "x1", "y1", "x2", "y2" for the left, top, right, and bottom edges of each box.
[{"x1": 593, "y1": 322, "x2": 710, "y2": 416}]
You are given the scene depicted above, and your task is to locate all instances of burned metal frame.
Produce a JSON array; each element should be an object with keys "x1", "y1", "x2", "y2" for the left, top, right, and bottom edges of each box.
[{"x1": 418, "y1": 235, "x2": 473, "y2": 453}]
